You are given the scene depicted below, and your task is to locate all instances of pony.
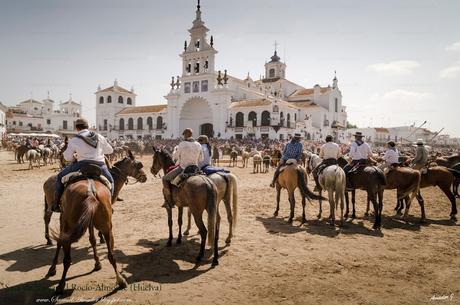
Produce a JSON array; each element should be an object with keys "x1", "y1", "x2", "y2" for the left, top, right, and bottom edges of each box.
[
  {"x1": 274, "y1": 160, "x2": 324, "y2": 224},
  {"x1": 271, "y1": 149, "x2": 282, "y2": 167},
  {"x1": 41, "y1": 147, "x2": 53, "y2": 165},
  {"x1": 241, "y1": 151, "x2": 250, "y2": 168},
  {"x1": 16, "y1": 144, "x2": 29, "y2": 163},
  {"x1": 306, "y1": 153, "x2": 345, "y2": 226},
  {"x1": 26, "y1": 149, "x2": 41, "y2": 169},
  {"x1": 253, "y1": 153, "x2": 262, "y2": 173},
  {"x1": 262, "y1": 155, "x2": 271, "y2": 173},
  {"x1": 150, "y1": 148, "x2": 220, "y2": 265},
  {"x1": 229, "y1": 150, "x2": 238, "y2": 167},
  {"x1": 43, "y1": 151, "x2": 147, "y2": 246}
]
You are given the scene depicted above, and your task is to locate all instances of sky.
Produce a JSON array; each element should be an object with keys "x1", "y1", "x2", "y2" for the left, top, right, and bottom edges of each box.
[{"x1": 0, "y1": 0, "x2": 459, "y2": 136}]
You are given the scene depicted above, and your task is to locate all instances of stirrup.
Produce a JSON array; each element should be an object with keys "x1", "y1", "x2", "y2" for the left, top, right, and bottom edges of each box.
[{"x1": 269, "y1": 182, "x2": 275, "y2": 188}]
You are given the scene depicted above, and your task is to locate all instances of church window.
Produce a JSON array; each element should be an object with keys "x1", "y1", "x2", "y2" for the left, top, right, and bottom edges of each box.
[
  {"x1": 46, "y1": 119, "x2": 51, "y2": 125},
  {"x1": 248, "y1": 111, "x2": 257, "y2": 126},
  {"x1": 156, "y1": 116, "x2": 163, "y2": 129},
  {"x1": 287, "y1": 113, "x2": 291, "y2": 128},
  {"x1": 269, "y1": 68, "x2": 275, "y2": 78},
  {"x1": 99, "y1": 96, "x2": 104, "y2": 104},
  {"x1": 335, "y1": 98, "x2": 338, "y2": 112},
  {"x1": 247, "y1": 83, "x2": 250, "y2": 88},
  {"x1": 19, "y1": 121, "x2": 23, "y2": 127},
  {"x1": 235, "y1": 112, "x2": 244, "y2": 127},
  {"x1": 119, "y1": 118, "x2": 125, "y2": 130},
  {"x1": 195, "y1": 39, "x2": 200, "y2": 51},
  {"x1": 137, "y1": 118, "x2": 143, "y2": 130},
  {"x1": 63, "y1": 120, "x2": 68, "y2": 130},
  {"x1": 103, "y1": 120, "x2": 107, "y2": 131},
  {"x1": 184, "y1": 82, "x2": 191, "y2": 93},
  {"x1": 128, "y1": 118, "x2": 134, "y2": 130},
  {"x1": 295, "y1": 113, "x2": 297, "y2": 122},
  {"x1": 107, "y1": 96, "x2": 112, "y2": 103},
  {"x1": 147, "y1": 117, "x2": 153, "y2": 130},
  {"x1": 204, "y1": 61, "x2": 209, "y2": 70},
  {"x1": 127, "y1": 97, "x2": 132, "y2": 105},
  {"x1": 273, "y1": 105, "x2": 279, "y2": 112},
  {"x1": 201, "y1": 80, "x2": 208, "y2": 92},
  {"x1": 118, "y1": 96, "x2": 123, "y2": 104},
  {"x1": 261, "y1": 111, "x2": 270, "y2": 126},
  {"x1": 186, "y1": 63, "x2": 191, "y2": 74},
  {"x1": 193, "y1": 81, "x2": 200, "y2": 93},
  {"x1": 195, "y1": 62, "x2": 200, "y2": 73}
]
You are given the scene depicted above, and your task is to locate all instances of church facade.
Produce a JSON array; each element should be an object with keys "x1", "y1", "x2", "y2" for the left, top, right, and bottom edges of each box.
[{"x1": 96, "y1": 1, "x2": 348, "y2": 142}]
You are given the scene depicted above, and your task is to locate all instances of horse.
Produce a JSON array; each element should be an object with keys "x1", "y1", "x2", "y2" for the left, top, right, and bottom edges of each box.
[
  {"x1": 435, "y1": 155, "x2": 460, "y2": 168},
  {"x1": 41, "y1": 147, "x2": 53, "y2": 165},
  {"x1": 241, "y1": 151, "x2": 250, "y2": 168},
  {"x1": 150, "y1": 148, "x2": 220, "y2": 265},
  {"x1": 43, "y1": 150, "x2": 147, "y2": 246},
  {"x1": 271, "y1": 149, "x2": 282, "y2": 167},
  {"x1": 212, "y1": 146, "x2": 220, "y2": 166},
  {"x1": 451, "y1": 163, "x2": 460, "y2": 197},
  {"x1": 253, "y1": 153, "x2": 262, "y2": 173},
  {"x1": 46, "y1": 174, "x2": 125, "y2": 294},
  {"x1": 274, "y1": 160, "x2": 324, "y2": 224},
  {"x1": 229, "y1": 150, "x2": 238, "y2": 167},
  {"x1": 337, "y1": 157, "x2": 386, "y2": 230},
  {"x1": 396, "y1": 166, "x2": 458, "y2": 221},
  {"x1": 306, "y1": 153, "x2": 346, "y2": 226},
  {"x1": 262, "y1": 155, "x2": 271, "y2": 173},
  {"x1": 26, "y1": 149, "x2": 41, "y2": 169},
  {"x1": 16, "y1": 144, "x2": 29, "y2": 163}
]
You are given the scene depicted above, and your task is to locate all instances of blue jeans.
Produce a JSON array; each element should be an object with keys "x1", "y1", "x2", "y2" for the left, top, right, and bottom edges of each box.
[{"x1": 56, "y1": 160, "x2": 114, "y2": 195}]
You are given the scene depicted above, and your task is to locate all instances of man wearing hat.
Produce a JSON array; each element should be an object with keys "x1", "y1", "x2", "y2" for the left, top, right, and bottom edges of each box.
[
  {"x1": 51, "y1": 118, "x2": 114, "y2": 212},
  {"x1": 411, "y1": 138, "x2": 428, "y2": 170},
  {"x1": 162, "y1": 128, "x2": 203, "y2": 208},
  {"x1": 270, "y1": 132, "x2": 304, "y2": 187},
  {"x1": 380, "y1": 141, "x2": 400, "y2": 171},
  {"x1": 343, "y1": 131, "x2": 373, "y2": 175},
  {"x1": 312, "y1": 135, "x2": 341, "y2": 191}
]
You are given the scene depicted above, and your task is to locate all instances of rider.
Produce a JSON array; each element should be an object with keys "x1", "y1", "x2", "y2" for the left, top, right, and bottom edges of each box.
[
  {"x1": 411, "y1": 138, "x2": 428, "y2": 170},
  {"x1": 51, "y1": 118, "x2": 114, "y2": 212},
  {"x1": 197, "y1": 135, "x2": 212, "y2": 169},
  {"x1": 270, "y1": 132, "x2": 303, "y2": 188},
  {"x1": 312, "y1": 135, "x2": 341, "y2": 191},
  {"x1": 381, "y1": 141, "x2": 399, "y2": 171},
  {"x1": 343, "y1": 131, "x2": 373, "y2": 175},
  {"x1": 162, "y1": 128, "x2": 203, "y2": 208}
]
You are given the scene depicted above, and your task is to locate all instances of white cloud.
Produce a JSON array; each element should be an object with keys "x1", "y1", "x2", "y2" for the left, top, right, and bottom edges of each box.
[
  {"x1": 368, "y1": 60, "x2": 420, "y2": 75},
  {"x1": 439, "y1": 63, "x2": 460, "y2": 79},
  {"x1": 445, "y1": 42, "x2": 460, "y2": 52},
  {"x1": 381, "y1": 89, "x2": 434, "y2": 100}
]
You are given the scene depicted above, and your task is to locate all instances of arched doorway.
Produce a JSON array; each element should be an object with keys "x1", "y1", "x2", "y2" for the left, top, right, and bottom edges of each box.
[{"x1": 179, "y1": 97, "x2": 213, "y2": 137}]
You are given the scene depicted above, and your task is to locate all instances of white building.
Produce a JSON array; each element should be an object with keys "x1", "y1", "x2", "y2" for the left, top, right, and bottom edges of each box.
[
  {"x1": 97, "y1": 2, "x2": 348, "y2": 141},
  {"x1": 346, "y1": 126, "x2": 438, "y2": 146},
  {"x1": 5, "y1": 96, "x2": 82, "y2": 135},
  {"x1": 0, "y1": 102, "x2": 7, "y2": 138}
]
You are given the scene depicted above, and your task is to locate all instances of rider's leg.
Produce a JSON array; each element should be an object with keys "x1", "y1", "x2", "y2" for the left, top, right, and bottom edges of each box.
[
  {"x1": 52, "y1": 161, "x2": 80, "y2": 212},
  {"x1": 270, "y1": 159, "x2": 286, "y2": 187},
  {"x1": 99, "y1": 164, "x2": 115, "y2": 196},
  {"x1": 162, "y1": 167, "x2": 182, "y2": 208}
]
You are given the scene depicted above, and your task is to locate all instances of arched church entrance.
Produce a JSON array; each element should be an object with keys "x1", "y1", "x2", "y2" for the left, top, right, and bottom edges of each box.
[{"x1": 179, "y1": 97, "x2": 213, "y2": 138}]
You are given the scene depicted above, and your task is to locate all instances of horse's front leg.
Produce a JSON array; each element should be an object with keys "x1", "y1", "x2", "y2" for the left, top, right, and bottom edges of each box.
[
  {"x1": 364, "y1": 196, "x2": 370, "y2": 217},
  {"x1": 274, "y1": 187, "x2": 281, "y2": 217},
  {"x1": 166, "y1": 208, "x2": 173, "y2": 247},
  {"x1": 351, "y1": 190, "x2": 356, "y2": 219},
  {"x1": 317, "y1": 190, "x2": 323, "y2": 219},
  {"x1": 344, "y1": 191, "x2": 350, "y2": 218},
  {"x1": 177, "y1": 207, "x2": 183, "y2": 244},
  {"x1": 46, "y1": 241, "x2": 61, "y2": 277},
  {"x1": 288, "y1": 193, "x2": 295, "y2": 223},
  {"x1": 183, "y1": 208, "x2": 192, "y2": 236},
  {"x1": 301, "y1": 192, "x2": 307, "y2": 224}
]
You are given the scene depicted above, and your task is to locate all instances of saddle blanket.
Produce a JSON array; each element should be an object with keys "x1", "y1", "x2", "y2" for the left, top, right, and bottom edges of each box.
[
  {"x1": 280, "y1": 159, "x2": 299, "y2": 173},
  {"x1": 62, "y1": 171, "x2": 112, "y2": 190}
]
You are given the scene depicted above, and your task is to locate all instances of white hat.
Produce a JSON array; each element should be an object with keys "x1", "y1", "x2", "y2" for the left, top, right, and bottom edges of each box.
[{"x1": 415, "y1": 138, "x2": 424, "y2": 145}]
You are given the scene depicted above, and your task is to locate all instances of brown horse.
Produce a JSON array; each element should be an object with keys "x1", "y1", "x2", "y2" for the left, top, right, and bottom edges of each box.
[
  {"x1": 274, "y1": 162, "x2": 324, "y2": 224},
  {"x1": 43, "y1": 151, "x2": 147, "y2": 245},
  {"x1": 397, "y1": 166, "x2": 458, "y2": 221},
  {"x1": 16, "y1": 144, "x2": 29, "y2": 163},
  {"x1": 44, "y1": 155, "x2": 146, "y2": 295},
  {"x1": 229, "y1": 150, "x2": 238, "y2": 167},
  {"x1": 271, "y1": 149, "x2": 282, "y2": 167},
  {"x1": 150, "y1": 148, "x2": 220, "y2": 265}
]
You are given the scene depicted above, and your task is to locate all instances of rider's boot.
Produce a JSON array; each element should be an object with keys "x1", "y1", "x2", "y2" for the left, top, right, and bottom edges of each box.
[{"x1": 51, "y1": 190, "x2": 63, "y2": 213}]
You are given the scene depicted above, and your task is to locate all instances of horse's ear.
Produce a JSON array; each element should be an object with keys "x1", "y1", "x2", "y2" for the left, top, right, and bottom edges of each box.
[
  {"x1": 152, "y1": 145, "x2": 158, "y2": 152},
  {"x1": 128, "y1": 149, "x2": 135, "y2": 160}
]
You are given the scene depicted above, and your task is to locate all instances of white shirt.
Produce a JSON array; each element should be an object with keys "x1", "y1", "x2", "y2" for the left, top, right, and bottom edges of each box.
[
  {"x1": 63, "y1": 130, "x2": 113, "y2": 163},
  {"x1": 198, "y1": 144, "x2": 211, "y2": 169},
  {"x1": 350, "y1": 141, "x2": 372, "y2": 160},
  {"x1": 173, "y1": 139, "x2": 204, "y2": 168},
  {"x1": 384, "y1": 148, "x2": 399, "y2": 165},
  {"x1": 320, "y1": 142, "x2": 341, "y2": 160}
]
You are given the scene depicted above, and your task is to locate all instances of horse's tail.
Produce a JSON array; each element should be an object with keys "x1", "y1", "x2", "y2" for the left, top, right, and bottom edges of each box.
[
  {"x1": 204, "y1": 177, "x2": 217, "y2": 247},
  {"x1": 297, "y1": 168, "x2": 326, "y2": 201},
  {"x1": 227, "y1": 173, "x2": 238, "y2": 229},
  {"x1": 447, "y1": 168, "x2": 460, "y2": 178},
  {"x1": 53, "y1": 194, "x2": 98, "y2": 244},
  {"x1": 375, "y1": 167, "x2": 387, "y2": 186}
]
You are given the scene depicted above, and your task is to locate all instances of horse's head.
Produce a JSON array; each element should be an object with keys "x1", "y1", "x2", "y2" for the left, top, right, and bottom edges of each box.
[
  {"x1": 151, "y1": 146, "x2": 173, "y2": 176},
  {"x1": 113, "y1": 150, "x2": 147, "y2": 183}
]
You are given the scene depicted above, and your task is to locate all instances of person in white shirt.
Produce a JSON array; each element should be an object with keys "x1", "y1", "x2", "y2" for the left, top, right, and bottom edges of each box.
[
  {"x1": 52, "y1": 118, "x2": 114, "y2": 212},
  {"x1": 382, "y1": 141, "x2": 399, "y2": 170},
  {"x1": 162, "y1": 128, "x2": 203, "y2": 208},
  {"x1": 312, "y1": 135, "x2": 341, "y2": 191},
  {"x1": 343, "y1": 132, "x2": 373, "y2": 174},
  {"x1": 197, "y1": 135, "x2": 211, "y2": 169}
]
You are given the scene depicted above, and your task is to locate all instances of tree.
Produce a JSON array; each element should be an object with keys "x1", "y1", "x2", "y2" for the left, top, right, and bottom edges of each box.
[{"x1": 346, "y1": 122, "x2": 358, "y2": 129}]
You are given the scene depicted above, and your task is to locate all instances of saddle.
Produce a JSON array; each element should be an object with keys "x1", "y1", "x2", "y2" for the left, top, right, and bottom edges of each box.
[
  {"x1": 61, "y1": 163, "x2": 112, "y2": 190},
  {"x1": 317, "y1": 159, "x2": 338, "y2": 175},
  {"x1": 280, "y1": 159, "x2": 298, "y2": 173},
  {"x1": 171, "y1": 165, "x2": 203, "y2": 187},
  {"x1": 349, "y1": 160, "x2": 369, "y2": 174}
]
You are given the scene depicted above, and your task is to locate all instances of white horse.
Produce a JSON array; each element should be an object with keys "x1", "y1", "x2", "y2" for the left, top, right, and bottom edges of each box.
[
  {"x1": 252, "y1": 153, "x2": 263, "y2": 173},
  {"x1": 26, "y1": 149, "x2": 41, "y2": 170},
  {"x1": 307, "y1": 153, "x2": 346, "y2": 226}
]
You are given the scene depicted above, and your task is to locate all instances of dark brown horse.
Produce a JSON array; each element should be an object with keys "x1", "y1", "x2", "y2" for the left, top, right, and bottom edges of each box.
[
  {"x1": 229, "y1": 150, "x2": 238, "y2": 167},
  {"x1": 150, "y1": 148, "x2": 220, "y2": 265},
  {"x1": 16, "y1": 144, "x2": 29, "y2": 163},
  {"x1": 338, "y1": 157, "x2": 386, "y2": 230},
  {"x1": 44, "y1": 154, "x2": 146, "y2": 295},
  {"x1": 43, "y1": 151, "x2": 147, "y2": 245},
  {"x1": 271, "y1": 149, "x2": 282, "y2": 167},
  {"x1": 397, "y1": 166, "x2": 458, "y2": 221}
]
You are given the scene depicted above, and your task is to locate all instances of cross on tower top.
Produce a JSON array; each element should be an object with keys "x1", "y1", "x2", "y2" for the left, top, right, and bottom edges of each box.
[{"x1": 274, "y1": 41, "x2": 278, "y2": 52}]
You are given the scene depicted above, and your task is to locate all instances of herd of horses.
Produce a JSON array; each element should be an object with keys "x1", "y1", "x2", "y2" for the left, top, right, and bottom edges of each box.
[{"x1": 2, "y1": 139, "x2": 460, "y2": 296}]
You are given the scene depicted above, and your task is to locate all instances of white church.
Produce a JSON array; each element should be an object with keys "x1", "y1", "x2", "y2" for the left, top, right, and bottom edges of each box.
[{"x1": 96, "y1": 1, "x2": 348, "y2": 142}]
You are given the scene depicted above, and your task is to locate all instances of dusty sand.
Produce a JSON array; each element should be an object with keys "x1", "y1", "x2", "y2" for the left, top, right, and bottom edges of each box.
[{"x1": 0, "y1": 150, "x2": 459, "y2": 305}]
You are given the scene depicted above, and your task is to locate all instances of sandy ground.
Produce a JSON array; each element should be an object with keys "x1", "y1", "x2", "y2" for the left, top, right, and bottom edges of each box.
[{"x1": 0, "y1": 149, "x2": 459, "y2": 305}]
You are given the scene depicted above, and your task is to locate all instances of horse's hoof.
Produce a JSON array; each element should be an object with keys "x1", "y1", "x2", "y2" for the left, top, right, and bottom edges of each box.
[
  {"x1": 55, "y1": 283, "x2": 65, "y2": 295},
  {"x1": 211, "y1": 259, "x2": 219, "y2": 267},
  {"x1": 46, "y1": 267, "x2": 56, "y2": 277},
  {"x1": 225, "y1": 237, "x2": 231, "y2": 244},
  {"x1": 118, "y1": 278, "x2": 128, "y2": 290},
  {"x1": 450, "y1": 216, "x2": 457, "y2": 222},
  {"x1": 364, "y1": 213, "x2": 369, "y2": 217},
  {"x1": 195, "y1": 256, "x2": 202, "y2": 263},
  {"x1": 287, "y1": 218, "x2": 293, "y2": 224},
  {"x1": 176, "y1": 238, "x2": 182, "y2": 244},
  {"x1": 273, "y1": 212, "x2": 278, "y2": 217},
  {"x1": 301, "y1": 218, "x2": 307, "y2": 225},
  {"x1": 317, "y1": 214, "x2": 321, "y2": 219},
  {"x1": 166, "y1": 240, "x2": 172, "y2": 247},
  {"x1": 344, "y1": 213, "x2": 349, "y2": 219},
  {"x1": 419, "y1": 218, "x2": 427, "y2": 224},
  {"x1": 46, "y1": 240, "x2": 53, "y2": 246},
  {"x1": 93, "y1": 262, "x2": 102, "y2": 271},
  {"x1": 183, "y1": 230, "x2": 189, "y2": 236}
]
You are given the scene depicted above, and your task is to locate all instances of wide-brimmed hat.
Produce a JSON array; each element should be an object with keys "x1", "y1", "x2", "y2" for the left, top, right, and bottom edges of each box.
[
  {"x1": 353, "y1": 131, "x2": 363, "y2": 137},
  {"x1": 415, "y1": 138, "x2": 424, "y2": 145},
  {"x1": 293, "y1": 132, "x2": 302, "y2": 138},
  {"x1": 387, "y1": 141, "x2": 396, "y2": 147},
  {"x1": 75, "y1": 118, "x2": 89, "y2": 128}
]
